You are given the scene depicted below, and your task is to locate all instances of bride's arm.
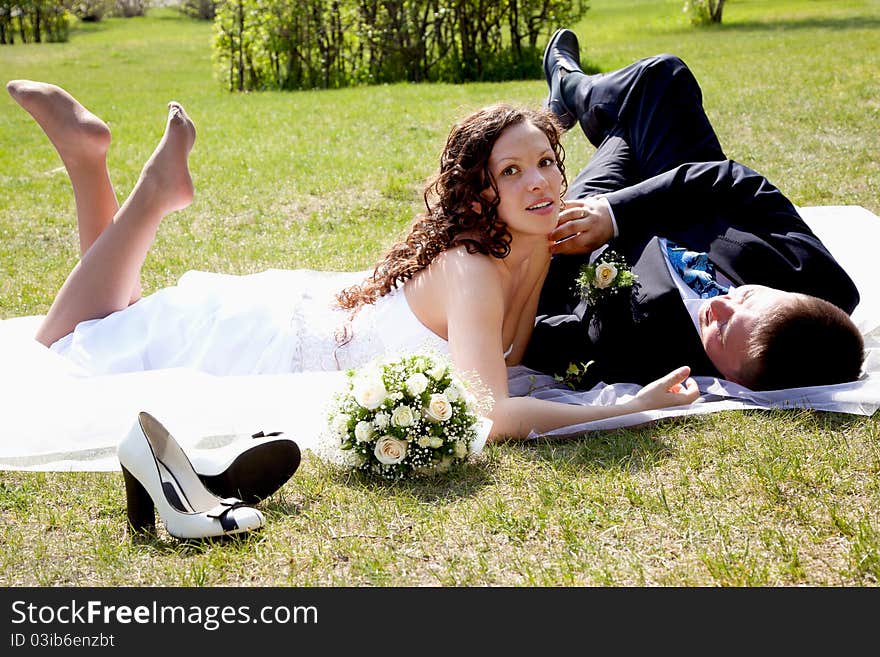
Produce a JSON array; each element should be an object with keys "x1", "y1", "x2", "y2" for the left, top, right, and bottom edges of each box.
[
  {"x1": 484, "y1": 367, "x2": 697, "y2": 440},
  {"x1": 442, "y1": 253, "x2": 699, "y2": 441}
]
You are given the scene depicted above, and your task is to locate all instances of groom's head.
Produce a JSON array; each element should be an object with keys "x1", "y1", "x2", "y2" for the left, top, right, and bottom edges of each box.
[{"x1": 699, "y1": 285, "x2": 864, "y2": 390}]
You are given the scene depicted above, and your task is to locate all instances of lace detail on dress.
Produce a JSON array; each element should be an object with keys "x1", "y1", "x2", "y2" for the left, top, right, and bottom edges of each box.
[{"x1": 288, "y1": 278, "x2": 448, "y2": 372}]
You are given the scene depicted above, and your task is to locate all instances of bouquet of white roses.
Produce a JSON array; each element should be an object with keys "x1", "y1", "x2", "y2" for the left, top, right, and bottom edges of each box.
[{"x1": 321, "y1": 350, "x2": 493, "y2": 480}]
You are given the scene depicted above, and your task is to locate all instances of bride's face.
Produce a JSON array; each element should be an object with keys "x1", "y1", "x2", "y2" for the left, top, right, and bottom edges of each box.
[{"x1": 485, "y1": 121, "x2": 562, "y2": 239}]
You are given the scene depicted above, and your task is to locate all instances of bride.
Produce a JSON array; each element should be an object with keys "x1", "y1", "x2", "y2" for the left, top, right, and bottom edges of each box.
[{"x1": 7, "y1": 80, "x2": 699, "y2": 442}]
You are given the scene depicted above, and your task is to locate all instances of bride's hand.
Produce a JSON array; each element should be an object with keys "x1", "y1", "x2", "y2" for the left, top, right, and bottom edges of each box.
[{"x1": 632, "y1": 366, "x2": 700, "y2": 411}]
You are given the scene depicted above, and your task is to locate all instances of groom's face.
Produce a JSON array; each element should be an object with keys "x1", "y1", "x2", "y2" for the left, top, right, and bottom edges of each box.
[{"x1": 698, "y1": 285, "x2": 800, "y2": 383}]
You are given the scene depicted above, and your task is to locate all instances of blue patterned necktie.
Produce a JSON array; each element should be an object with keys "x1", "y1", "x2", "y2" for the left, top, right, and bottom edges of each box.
[{"x1": 665, "y1": 242, "x2": 729, "y2": 299}]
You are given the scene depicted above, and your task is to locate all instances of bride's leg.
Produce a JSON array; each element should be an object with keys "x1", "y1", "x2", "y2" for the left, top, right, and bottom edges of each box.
[
  {"x1": 6, "y1": 80, "x2": 141, "y2": 304},
  {"x1": 35, "y1": 102, "x2": 196, "y2": 347}
]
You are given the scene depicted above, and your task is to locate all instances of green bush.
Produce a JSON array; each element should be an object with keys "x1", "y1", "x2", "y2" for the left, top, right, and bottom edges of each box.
[
  {"x1": 211, "y1": 0, "x2": 589, "y2": 91},
  {"x1": 178, "y1": 0, "x2": 216, "y2": 20},
  {"x1": 0, "y1": 1, "x2": 71, "y2": 43}
]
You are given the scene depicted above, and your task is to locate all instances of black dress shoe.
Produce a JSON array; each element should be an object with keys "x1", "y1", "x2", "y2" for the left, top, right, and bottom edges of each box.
[
  {"x1": 542, "y1": 28, "x2": 583, "y2": 130},
  {"x1": 189, "y1": 432, "x2": 302, "y2": 504}
]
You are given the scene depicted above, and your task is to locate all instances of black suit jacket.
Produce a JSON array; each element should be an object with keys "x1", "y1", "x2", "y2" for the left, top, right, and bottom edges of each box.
[{"x1": 523, "y1": 160, "x2": 860, "y2": 386}]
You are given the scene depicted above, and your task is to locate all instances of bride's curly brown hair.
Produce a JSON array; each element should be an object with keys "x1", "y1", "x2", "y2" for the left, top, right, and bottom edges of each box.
[{"x1": 336, "y1": 103, "x2": 567, "y2": 311}]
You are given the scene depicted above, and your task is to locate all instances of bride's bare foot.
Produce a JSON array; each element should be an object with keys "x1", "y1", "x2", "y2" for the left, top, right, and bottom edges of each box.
[
  {"x1": 136, "y1": 102, "x2": 196, "y2": 214},
  {"x1": 6, "y1": 80, "x2": 111, "y2": 165}
]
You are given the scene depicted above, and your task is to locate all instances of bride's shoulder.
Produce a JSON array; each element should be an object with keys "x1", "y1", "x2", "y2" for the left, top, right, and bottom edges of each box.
[
  {"x1": 435, "y1": 244, "x2": 497, "y2": 270},
  {"x1": 430, "y1": 245, "x2": 502, "y2": 287}
]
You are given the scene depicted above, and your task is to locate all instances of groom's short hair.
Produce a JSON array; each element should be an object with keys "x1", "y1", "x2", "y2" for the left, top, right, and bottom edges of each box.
[{"x1": 739, "y1": 295, "x2": 864, "y2": 390}]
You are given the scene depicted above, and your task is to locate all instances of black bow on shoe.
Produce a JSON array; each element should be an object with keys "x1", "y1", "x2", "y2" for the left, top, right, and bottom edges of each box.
[
  {"x1": 251, "y1": 430, "x2": 283, "y2": 438},
  {"x1": 206, "y1": 497, "x2": 247, "y2": 531}
]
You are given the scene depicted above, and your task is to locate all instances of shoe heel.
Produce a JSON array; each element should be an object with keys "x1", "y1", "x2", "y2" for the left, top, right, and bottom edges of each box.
[{"x1": 122, "y1": 466, "x2": 155, "y2": 532}]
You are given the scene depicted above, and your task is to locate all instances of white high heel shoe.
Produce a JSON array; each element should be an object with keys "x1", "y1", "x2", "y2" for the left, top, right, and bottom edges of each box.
[{"x1": 117, "y1": 412, "x2": 265, "y2": 539}]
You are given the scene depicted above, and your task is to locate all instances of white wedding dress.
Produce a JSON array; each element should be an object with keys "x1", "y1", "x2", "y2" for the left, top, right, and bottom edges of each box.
[
  {"x1": 0, "y1": 268, "x2": 451, "y2": 470},
  {"x1": 50, "y1": 269, "x2": 449, "y2": 376}
]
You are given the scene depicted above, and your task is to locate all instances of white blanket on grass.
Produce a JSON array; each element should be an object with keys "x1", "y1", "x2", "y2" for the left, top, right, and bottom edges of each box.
[{"x1": 1, "y1": 206, "x2": 879, "y2": 470}]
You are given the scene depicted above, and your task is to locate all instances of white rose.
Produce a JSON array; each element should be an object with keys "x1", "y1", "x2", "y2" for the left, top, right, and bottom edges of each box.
[
  {"x1": 391, "y1": 405, "x2": 415, "y2": 428},
  {"x1": 428, "y1": 362, "x2": 448, "y2": 380},
  {"x1": 374, "y1": 411, "x2": 390, "y2": 429},
  {"x1": 443, "y1": 384, "x2": 460, "y2": 402},
  {"x1": 453, "y1": 440, "x2": 468, "y2": 459},
  {"x1": 428, "y1": 436, "x2": 443, "y2": 449},
  {"x1": 374, "y1": 435, "x2": 408, "y2": 465},
  {"x1": 354, "y1": 420, "x2": 375, "y2": 443},
  {"x1": 405, "y1": 372, "x2": 429, "y2": 396},
  {"x1": 425, "y1": 393, "x2": 453, "y2": 422},
  {"x1": 353, "y1": 375, "x2": 387, "y2": 410},
  {"x1": 594, "y1": 262, "x2": 618, "y2": 289}
]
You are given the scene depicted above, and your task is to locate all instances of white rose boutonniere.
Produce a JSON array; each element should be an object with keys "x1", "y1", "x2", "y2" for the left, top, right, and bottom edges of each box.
[
  {"x1": 593, "y1": 262, "x2": 618, "y2": 289},
  {"x1": 576, "y1": 248, "x2": 638, "y2": 306}
]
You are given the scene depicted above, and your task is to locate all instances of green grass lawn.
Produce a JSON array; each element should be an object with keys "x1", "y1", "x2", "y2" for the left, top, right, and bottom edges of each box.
[{"x1": 0, "y1": 0, "x2": 878, "y2": 586}]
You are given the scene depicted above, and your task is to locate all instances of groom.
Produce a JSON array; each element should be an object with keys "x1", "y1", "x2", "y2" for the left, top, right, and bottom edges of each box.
[{"x1": 523, "y1": 29, "x2": 864, "y2": 391}]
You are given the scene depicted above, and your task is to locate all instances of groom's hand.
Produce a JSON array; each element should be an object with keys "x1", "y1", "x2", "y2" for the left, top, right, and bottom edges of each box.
[{"x1": 550, "y1": 196, "x2": 615, "y2": 255}]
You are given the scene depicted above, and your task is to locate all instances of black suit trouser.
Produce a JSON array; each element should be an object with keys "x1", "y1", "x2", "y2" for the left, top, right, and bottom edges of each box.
[{"x1": 564, "y1": 53, "x2": 726, "y2": 199}]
